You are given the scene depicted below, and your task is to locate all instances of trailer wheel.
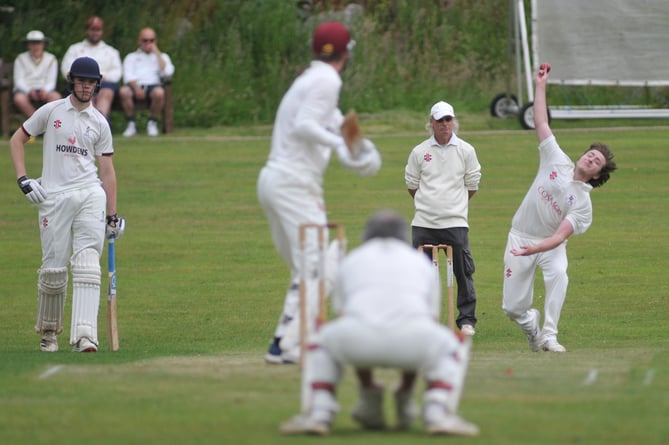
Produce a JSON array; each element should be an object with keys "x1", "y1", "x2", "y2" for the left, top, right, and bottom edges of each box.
[{"x1": 490, "y1": 93, "x2": 519, "y2": 118}]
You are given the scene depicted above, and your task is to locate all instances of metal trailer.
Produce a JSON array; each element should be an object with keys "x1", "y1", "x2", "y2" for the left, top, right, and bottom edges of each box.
[{"x1": 490, "y1": 0, "x2": 669, "y2": 129}]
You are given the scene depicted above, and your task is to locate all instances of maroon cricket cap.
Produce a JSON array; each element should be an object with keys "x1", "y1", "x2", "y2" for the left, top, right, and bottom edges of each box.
[
  {"x1": 86, "y1": 16, "x2": 104, "y2": 30},
  {"x1": 312, "y1": 21, "x2": 350, "y2": 56}
]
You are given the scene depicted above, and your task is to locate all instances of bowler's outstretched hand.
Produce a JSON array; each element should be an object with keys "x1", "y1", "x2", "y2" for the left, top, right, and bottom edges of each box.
[{"x1": 536, "y1": 63, "x2": 551, "y2": 86}]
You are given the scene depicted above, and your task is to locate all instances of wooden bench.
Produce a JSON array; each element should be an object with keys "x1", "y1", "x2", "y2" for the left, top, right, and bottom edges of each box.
[
  {"x1": 1, "y1": 59, "x2": 174, "y2": 137},
  {"x1": 0, "y1": 59, "x2": 12, "y2": 137}
]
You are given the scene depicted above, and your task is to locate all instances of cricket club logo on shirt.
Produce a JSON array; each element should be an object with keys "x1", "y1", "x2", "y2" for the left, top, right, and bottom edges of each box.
[
  {"x1": 53, "y1": 120, "x2": 62, "y2": 129},
  {"x1": 549, "y1": 171, "x2": 558, "y2": 180},
  {"x1": 567, "y1": 194, "x2": 576, "y2": 207},
  {"x1": 424, "y1": 152, "x2": 433, "y2": 162},
  {"x1": 537, "y1": 186, "x2": 562, "y2": 216}
]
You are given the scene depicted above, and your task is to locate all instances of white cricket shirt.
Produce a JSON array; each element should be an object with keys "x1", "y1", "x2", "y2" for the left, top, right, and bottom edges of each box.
[
  {"x1": 333, "y1": 238, "x2": 441, "y2": 326},
  {"x1": 22, "y1": 97, "x2": 114, "y2": 193},
  {"x1": 264, "y1": 61, "x2": 344, "y2": 185},
  {"x1": 511, "y1": 135, "x2": 593, "y2": 238},
  {"x1": 61, "y1": 40, "x2": 123, "y2": 82},
  {"x1": 405, "y1": 134, "x2": 481, "y2": 229},
  {"x1": 13, "y1": 51, "x2": 59, "y2": 93}
]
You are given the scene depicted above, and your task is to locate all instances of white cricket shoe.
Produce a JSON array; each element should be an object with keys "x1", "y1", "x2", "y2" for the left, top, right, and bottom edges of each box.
[
  {"x1": 425, "y1": 413, "x2": 480, "y2": 436},
  {"x1": 461, "y1": 324, "x2": 476, "y2": 336},
  {"x1": 40, "y1": 331, "x2": 58, "y2": 352},
  {"x1": 264, "y1": 351, "x2": 298, "y2": 364},
  {"x1": 147, "y1": 120, "x2": 159, "y2": 137},
  {"x1": 122, "y1": 121, "x2": 137, "y2": 137},
  {"x1": 394, "y1": 387, "x2": 419, "y2": 430},
  {"x1": 541, "y1": 337, "x2": 566, "y2": 352},
  {"x1": 351, "y1": 385, "x2": 386, "y2": 429},
  {"x1": 264, "y1": 351, "x2": 283, "y2": 364},
  {"x1": 73, "y1": 337, "x2": 98, "y2": 353},
  {"x1": 279, "y1": 413, "x2": 330, "y2": 436},
  {"x1": 280, "y1": 345, "x2": 300, "y2": 364},
  {"x1": 527, "y1": 309, "x2": 542, "y2": 352}
]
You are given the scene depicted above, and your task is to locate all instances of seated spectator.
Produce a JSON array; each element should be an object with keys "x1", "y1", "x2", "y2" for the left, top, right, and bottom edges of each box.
[
  {"x1": 61, "y1": 16, "x2": 123, "y2": 121},
  {"x1": 12, "y1": 30, "x2": 61, "y2": 118},
  {"x1": 119, "y1": 27, "x2": 175, "y2": 137}
]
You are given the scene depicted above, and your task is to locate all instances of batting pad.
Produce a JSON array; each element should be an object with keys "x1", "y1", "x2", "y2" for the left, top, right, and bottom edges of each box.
[
  {"x1": 445, "y1": 336, "x2": 472, "y2": 414},
  {"x1": 70, "y1": 248, "x2": 101, "y2": 344},
  {"x1": 424, "y1": 336, "x2": 472, "y2": 415},
  {"x1": 35, "y1": 267, "x2": 68, "y2": 334},
  {"x1": 325, "y1": 238, "x2": 345, "y2": 298}
]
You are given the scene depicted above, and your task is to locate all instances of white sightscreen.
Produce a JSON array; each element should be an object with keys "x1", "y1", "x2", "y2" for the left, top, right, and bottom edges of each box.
[{"x1": 532, "y1": 0, "x2": 669, "y2": 86}]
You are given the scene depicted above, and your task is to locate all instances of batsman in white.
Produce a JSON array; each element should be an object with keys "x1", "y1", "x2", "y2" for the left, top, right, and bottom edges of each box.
[
  {"x1": 9, "y1": 57, "x2": 125, "y2": 353},
  {"x1": 280, "y1": 210, "x2": 478, "y2": 436},
  {"x1": 502, "y1": 63, "x2": 617, "y2": 352},
  {"x1": 257, "y1": 21, "x2": 381, "y2": 364}
]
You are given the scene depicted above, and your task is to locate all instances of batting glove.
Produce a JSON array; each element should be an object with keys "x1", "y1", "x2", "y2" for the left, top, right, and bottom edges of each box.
[
  {"x1": 17, "y1": 176, "x2": 47, "y2": 204},
  {"x1": 106, "y1": 214, "x2": 126, "y2": 240}
]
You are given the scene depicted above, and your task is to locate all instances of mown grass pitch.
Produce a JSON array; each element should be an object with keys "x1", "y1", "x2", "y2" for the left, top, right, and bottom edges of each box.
[{"x1": 1, "y1": 115, "x2": 667, "y2": 445}]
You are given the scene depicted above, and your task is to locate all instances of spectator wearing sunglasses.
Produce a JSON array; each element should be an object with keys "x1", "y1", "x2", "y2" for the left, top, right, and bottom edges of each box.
[
  {"x1": 404, "y1": 101, "x2": 482, "y2": 336},
  {"x1": 119, "y1": 27, "x2": 175, "y2": 137}
]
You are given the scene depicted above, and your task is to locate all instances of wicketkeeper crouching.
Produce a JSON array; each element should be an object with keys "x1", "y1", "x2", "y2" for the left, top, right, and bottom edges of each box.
[{"x1": 280, "y1": 210, "x2": 479, "y2": 436}]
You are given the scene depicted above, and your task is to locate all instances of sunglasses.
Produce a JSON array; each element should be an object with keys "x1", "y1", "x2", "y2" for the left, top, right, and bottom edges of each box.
[
  {"x1": 141, "y1": 38, "x2": 156, "y2": 43},
  {"x1": 434, "y1": 116, "x2": 453, "y2": 123}
]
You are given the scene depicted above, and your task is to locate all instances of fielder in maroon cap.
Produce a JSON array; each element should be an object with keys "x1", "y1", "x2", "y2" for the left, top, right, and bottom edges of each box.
[
  {"x1": 258, "y1": 20, "x2": 381, "y2": 367},
  {"x1": 312, "y1": 21, "x2": 353, "y2": 60}
]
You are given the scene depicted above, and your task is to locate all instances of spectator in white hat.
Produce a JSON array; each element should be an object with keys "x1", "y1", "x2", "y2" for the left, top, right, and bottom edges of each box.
[
  {"x1": 12, "y1": 30, "x2": 62, "y2": 118},
  {"x1": 405, "y1": 101, "x2": 482, "y2": 336}
]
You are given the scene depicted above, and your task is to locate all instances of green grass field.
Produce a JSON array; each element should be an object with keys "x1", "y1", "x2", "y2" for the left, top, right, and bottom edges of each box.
[{"x1": 1, "y1": 113, "x2": 667, "y2": 445}]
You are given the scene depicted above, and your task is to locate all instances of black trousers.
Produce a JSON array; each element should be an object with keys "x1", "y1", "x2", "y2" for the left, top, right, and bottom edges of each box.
[{"x1": 412, "y1": 226, "x2": 477, "y2": 328}]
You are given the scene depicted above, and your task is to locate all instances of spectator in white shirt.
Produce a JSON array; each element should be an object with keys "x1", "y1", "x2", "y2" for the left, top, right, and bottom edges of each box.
[
  {"x1": 119, "y1": 27, "x2": 175, "y2": 137},
  {"x1": 61, "y1": 16, "x2": 123, "y2": 121},
  {"x1": 12, "y1": 30, "x2": 61, "y2": 118}
]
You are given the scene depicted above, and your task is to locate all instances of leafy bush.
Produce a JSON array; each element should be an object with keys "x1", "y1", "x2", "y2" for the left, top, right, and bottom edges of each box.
[{"x1": 0, "y1": 0, "x2": 538, "y2": 127}]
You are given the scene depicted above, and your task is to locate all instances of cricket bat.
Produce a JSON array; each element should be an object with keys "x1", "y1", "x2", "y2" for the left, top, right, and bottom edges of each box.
[{"x1": 107, "y1": 235, "x2": 120, "y2": 351}]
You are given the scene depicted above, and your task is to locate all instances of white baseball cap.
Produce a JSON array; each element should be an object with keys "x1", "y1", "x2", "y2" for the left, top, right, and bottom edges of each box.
[
  {"x1": 23, "y1": 30, "x2": 50, "y2": 43},
  {"x1": 430, "y1": 101, "x2": 455, "y2": 120}
]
